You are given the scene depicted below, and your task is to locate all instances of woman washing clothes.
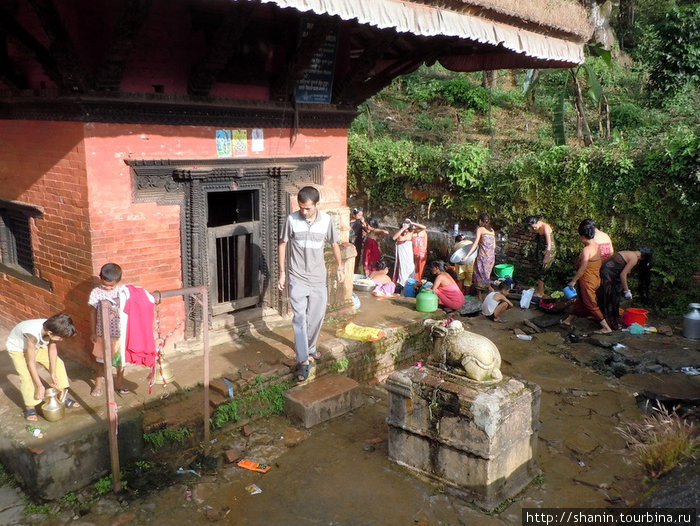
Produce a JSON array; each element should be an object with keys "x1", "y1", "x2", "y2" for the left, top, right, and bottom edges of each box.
[
  {"x1": 598, "y1": 247, "x2": 653, "y2": 330},
  {"x1": 429, "y1": 260, "x2": 465, "y2": 311},
  {"x1": 562, "y1": 221, "x2": 613, "y2": 333}
]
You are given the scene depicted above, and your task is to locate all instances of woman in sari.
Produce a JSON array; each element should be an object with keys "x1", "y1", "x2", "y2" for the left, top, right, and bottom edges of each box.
[
  {"x1": 461, "y1": 213, "x2": 495, "y2": 299},
  {"x1": 429, "y1": 260, "x2": 465, "y2": 311},
  {"x1": 598, "y1": 248, "x2": 653, "y2": 329},
  {"x1": 562, "y1": 221, "x2": 613, "y2": 333}
]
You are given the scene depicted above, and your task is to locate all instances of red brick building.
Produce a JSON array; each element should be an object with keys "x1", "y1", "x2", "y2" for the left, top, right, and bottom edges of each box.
[{"x1": 0, "y1": 0, "x2": 591, "y2": 363}]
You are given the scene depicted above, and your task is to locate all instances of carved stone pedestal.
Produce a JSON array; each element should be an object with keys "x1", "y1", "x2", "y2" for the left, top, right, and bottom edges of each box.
[{"x1": 386, "y1": 367, "x2": 541, "y2": 510}]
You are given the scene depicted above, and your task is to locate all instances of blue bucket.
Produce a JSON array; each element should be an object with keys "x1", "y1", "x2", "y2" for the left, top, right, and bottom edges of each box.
[
  {"x1": 404, "y1": 279, "x2": 420, "y2": 297},
  {"x1": 563, "y1": 286, "x2": 578, "y2": 300}
]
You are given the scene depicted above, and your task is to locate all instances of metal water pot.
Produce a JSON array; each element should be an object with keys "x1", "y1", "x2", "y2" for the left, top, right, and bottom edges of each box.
[
  {"x1": 683, "y1": 303, "x2": 700, "y2": 339},
  {"x1": 41, "y1": 388, "x2": 66, "y2": 422}
]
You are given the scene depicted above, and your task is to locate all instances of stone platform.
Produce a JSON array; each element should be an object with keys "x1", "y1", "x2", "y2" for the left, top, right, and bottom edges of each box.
[
  {"x1": 284, "y1": 374, "x2": 363, "y2": 428},
  {"x1": 386, "y1": 366, "x2": 541, "y2": 510}
]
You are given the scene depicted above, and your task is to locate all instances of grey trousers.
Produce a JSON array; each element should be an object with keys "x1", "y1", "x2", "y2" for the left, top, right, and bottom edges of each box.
[{"x1": 288, "y1": 277, "x2": 328, "y2": 363}]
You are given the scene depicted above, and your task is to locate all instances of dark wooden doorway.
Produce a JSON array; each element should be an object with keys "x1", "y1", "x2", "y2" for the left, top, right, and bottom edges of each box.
[{"x1": 207, "y1": 189, "x2": 261, "y2": 316}]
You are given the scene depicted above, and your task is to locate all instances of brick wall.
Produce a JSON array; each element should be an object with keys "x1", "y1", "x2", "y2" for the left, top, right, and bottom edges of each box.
[
  {"x1": 504, "y1": 228, "x2": 539, "y2": 285},
  {"x1": 1, "y1": 119, "x2": 350, "y2": 364},
  {"x1": 0, "y1": 121, "x2": 93, "y2": 360}
]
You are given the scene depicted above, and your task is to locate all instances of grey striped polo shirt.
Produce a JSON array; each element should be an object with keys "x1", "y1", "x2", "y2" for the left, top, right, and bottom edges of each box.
[{"x1": 281, "y1": 209, "x2": 338, "y2": 286}]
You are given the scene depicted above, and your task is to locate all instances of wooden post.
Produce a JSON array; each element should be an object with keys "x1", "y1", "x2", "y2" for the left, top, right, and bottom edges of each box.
[
  {"x1": 201, "y1": 287, "x2": 210, "y2": 448},
  {"x1": 99, "y1": 300, "x2": 122, "y2": 493},
  {"x1": 152, "y1": 285, "x2": 211, "y2": 449}
]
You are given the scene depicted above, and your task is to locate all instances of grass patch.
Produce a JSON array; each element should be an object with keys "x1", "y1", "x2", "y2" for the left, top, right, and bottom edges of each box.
[
  {"x1": 0, "y1": 463, "x2": 17, "y2": 488},
  {"x1": 210, "y1": 375, "x2": 291, "y2": 429},
  {"x1": 143, "y1": 426, "x2": 192, "y2": 449},
  {"x1": 616, "y1": 402, "x2": 699, "y2": 479}
]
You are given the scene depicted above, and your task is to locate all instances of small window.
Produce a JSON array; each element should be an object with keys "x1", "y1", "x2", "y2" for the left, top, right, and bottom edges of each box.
[
  {"x1": 0, "y1": 208, "x2": 35, "y2": 272},
  {"x1": 0, "y1": 200, "x2": 49, "y2": 289}
]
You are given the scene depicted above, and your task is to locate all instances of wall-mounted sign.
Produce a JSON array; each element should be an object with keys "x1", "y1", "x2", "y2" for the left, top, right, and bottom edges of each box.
[
  {"x1": 233, "y1": 130, "x2": 248, "y2": 156},
  {"x1": 294, "y1": 19, "x2": 339, "y2": 104},
  {"x1": 216, "y1": 130, "x2": 232, "y2": 158},
  {"x1": 252, "y1": 128, "x2": 264, "y2": 152}
]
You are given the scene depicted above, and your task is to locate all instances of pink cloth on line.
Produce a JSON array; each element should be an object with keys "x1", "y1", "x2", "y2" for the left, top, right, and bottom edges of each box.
[
  {"x1": 433, "y1": 282, "x2": 465, "y2": 310},
  {"x1": 123, "y1": 285, "x2": 156, "y2": 367}
]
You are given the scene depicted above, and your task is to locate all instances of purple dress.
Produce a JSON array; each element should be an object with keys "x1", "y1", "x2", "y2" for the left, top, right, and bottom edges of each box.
[{"x1": 473, "y1": 231, "x2": 495, "y2": 289}]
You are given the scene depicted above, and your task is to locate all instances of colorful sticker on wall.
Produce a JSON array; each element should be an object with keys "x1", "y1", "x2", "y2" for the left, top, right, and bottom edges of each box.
[
  {"x1": 252, "y1": 128, "x2": 264, "y2": 152},
  {"x1": 233, "y1": 130, "x2": 248, "y2": 156},
  {"x1": 216, "y1": 130, "x2": 232, "y2": 158}
]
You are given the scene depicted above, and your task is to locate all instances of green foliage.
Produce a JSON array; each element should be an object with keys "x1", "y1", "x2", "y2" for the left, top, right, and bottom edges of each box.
[
  {"x1": 446, "y1": 143, "x2": 491, "y2": 190},
  {"x1": 0, "y1": 463, "x2": 16, "y2": 488},
  {"x1": 331, "y1": 357, "x2": 350, "y2": 373},
  {"x1": 210, "y1": 376, "x2": 291, "y2": 429},
  {"x1": 143, "y1": 426, "x2": 192, "y2": 449},
  {"x1": 634, "y1": 1, "x2": 700, "y2": 97},
  {"x1": 93, "y1": 475, "x2": 113, "y2": 495},
  {"x1": 23, "y1": 497, "x2": 51, "y2": 515}
]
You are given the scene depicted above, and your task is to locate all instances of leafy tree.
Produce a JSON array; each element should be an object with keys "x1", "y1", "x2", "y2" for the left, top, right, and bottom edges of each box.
[{"x1": 632, "y1": 0, "x2": 700, "y2": 96}]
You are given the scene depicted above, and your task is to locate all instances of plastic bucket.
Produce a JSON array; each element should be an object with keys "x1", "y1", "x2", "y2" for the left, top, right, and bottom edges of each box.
[
  {"x1": 623, "y1": 308, "x2": 648, "y2": 327},
  {"x1": 562, "y1": 286, "x2": 578, "y2": 300},
  {"x1": 403, "y1": 279, "x2": 420, "y2": 298},
  {"x1": 494, "y1": 264, "x2": 514, "y2": 278}
]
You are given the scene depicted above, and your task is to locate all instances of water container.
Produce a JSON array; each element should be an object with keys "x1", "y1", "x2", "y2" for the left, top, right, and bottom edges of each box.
[
  {"x1": 562, "y1": 286, "x2": 578, "y2": 300},
  {"x1": 403, "y1": 279, "x2": 420, "y2": 298},
  {"x1": 683, "y1": 303, "x2": 700, "y2": 339},
  {"x1": 622, "y1": 308, "x2": 648, "y2": 327},
  {"x1": 415, "y1": 289, "x2": 438, "y2": 312}
]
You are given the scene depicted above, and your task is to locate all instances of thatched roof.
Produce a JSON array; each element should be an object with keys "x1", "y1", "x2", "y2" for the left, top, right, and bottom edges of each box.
[{"x1": 263, "y1": 0, "x2": 593, "y2": 66}]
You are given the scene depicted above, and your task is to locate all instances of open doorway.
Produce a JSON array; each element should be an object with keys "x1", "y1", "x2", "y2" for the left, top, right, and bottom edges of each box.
[{"x1": 207, "y1": 189, "x2": 261, "y2": 316}]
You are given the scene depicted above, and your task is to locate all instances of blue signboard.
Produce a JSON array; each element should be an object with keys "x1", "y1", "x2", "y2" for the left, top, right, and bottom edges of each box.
[{"x1": 294, "y1": 19, "x2": 339, "y2": 104}]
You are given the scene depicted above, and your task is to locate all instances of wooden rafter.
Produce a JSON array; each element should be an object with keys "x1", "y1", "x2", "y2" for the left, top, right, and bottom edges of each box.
[
  {"x1": 188, "y1": 3, "x2": 255, "y2": 97},
  {"x1": 334, "y1": 30, "x2": 398, "y2": 104},
  {"x1": 94, "y1": 0, "x2": 153, "y2": 92},
  {"x1": 0, "y1": 8, "x2": 59, "y2": 87},
  {"x1": 26, "y1": 0, "x2": 87, "y2": 92},
  {"x1": 0, "y1": 20, "x2": 27, "y2": 90}
]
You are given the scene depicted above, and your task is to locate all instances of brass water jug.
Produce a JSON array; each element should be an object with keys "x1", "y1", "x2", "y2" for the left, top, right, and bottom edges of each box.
[
  {"x1": 41, "y1": 388, "x2": 65, "y2": 422},
  {"x1": 153, "y1": 358, "x2": 174, "y2": 384}
]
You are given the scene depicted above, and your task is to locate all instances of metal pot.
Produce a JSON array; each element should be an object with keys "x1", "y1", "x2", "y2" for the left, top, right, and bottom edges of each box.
[{"x1": 41, "y1": 388, "x2": 65, "y2": 422}]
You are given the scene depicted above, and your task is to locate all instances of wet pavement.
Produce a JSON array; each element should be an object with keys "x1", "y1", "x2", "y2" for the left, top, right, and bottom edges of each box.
[{"x1": 1, "y1": 293, "x2": 699, "y2": 525}]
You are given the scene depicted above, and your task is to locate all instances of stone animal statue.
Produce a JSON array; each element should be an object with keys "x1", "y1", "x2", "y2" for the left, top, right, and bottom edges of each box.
[{"x1": 424, "y1": 319, "x2": 503, "y2": 383}]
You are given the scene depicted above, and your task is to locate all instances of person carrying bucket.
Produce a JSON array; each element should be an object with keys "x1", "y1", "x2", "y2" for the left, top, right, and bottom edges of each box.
[{"x1": 561, "y1": 221, "x2": 613, "y2": 334}]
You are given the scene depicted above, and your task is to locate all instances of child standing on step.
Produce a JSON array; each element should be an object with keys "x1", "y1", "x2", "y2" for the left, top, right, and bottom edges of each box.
[
  {"x1": 89, "y1": 262, "x2": 127, "y2": 396},
  {"x1": 5, "y1": 313, "x2": 80, "y2": 421}
]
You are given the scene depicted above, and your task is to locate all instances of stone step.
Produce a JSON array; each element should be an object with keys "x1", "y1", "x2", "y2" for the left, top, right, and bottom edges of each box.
[{"x1": 284, "y1": 375, "x2": 363, "y2": 428}]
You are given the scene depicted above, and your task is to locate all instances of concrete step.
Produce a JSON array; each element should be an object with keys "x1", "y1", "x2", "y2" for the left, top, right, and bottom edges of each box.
[{"x1": 284, "y1": 375, "x2": 363, "y2": 428}]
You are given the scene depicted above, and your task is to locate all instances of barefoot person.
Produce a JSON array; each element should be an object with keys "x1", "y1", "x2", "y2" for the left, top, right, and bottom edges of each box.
[
  {"x1": 481, "y1": 281, "x2": 513, "y2": 322},
  {"x1": 526, "y1": 216, "x2": 555, "y2": 298},
  {"x1": 598, "y1": 247, "x2": 653, "y2": 329},
  {"x1": 278, "y1": 186, "x2": 344, "y2": 382},
  {"x1": 562, "y1": 221, "x2": 613, "y2": 333}
]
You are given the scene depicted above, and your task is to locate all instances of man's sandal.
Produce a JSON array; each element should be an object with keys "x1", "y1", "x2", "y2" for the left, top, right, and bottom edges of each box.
[
  {"x1": 296, "y1": 362, "x2": 314, "y2": 383},
  {"x1": 309, "y1": 350, "x2": 322, "y2": 361},
  {"x1": 24, "y1": 408, "x2": 38, "y2": 422}
]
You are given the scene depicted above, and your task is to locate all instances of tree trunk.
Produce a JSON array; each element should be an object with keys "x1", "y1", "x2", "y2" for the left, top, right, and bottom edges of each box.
[{"x1": 572, "y1": 72, "x2": 593, "y2": 146}]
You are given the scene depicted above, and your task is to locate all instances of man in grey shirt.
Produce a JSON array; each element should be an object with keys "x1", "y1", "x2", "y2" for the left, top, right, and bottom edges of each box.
[{"x1": 278, "y1": 186, "x2": 344, "y2": 382}]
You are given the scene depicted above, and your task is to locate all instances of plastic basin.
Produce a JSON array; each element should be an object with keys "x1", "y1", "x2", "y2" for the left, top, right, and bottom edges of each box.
[
  {"x1": 623, "y1": 308, "x2": 648, "y2": 327},
  {"x1": 494, "y1": 264, "x2": 514, "y2": 278}
]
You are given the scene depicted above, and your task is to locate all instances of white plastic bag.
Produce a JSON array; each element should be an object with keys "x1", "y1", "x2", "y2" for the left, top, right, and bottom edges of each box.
[{"x1": 520, "y1": 288, "x2": 535, "y2": 309}]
